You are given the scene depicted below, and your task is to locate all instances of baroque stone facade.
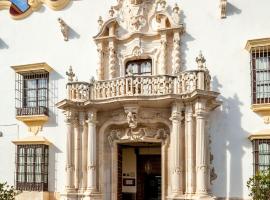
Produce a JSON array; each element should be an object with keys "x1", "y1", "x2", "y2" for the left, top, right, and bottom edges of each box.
[{"x1": 57, "y1": 0, "x2": 220, "y2": 199}]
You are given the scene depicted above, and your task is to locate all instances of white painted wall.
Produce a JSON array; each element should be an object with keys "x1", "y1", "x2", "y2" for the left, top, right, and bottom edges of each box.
[{"x1": 0, "y1": 0, "x2": 270, "y2": 199}]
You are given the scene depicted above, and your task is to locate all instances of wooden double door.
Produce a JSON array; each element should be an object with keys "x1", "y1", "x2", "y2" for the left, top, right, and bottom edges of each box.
[{"x1": 118, "y1": 146, "x2": 161, "y2": 200}]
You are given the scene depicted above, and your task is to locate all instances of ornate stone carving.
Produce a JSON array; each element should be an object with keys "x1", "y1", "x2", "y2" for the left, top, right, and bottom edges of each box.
[
  {"x1": 132, "y1": 46, "x2": 143, "y2": 57},
  {"x1": 126, "y1": 111, "x2": 138, "y2": 129},
  {"x1": 97, "y1": 16, "x2": 104, "y2": 29},
  {"x1": 172, "y1": 32, "x2": 181, "y2": 75},
  {"x1": 172, "y1": 3, "x2": 181, "y2": 25},
  {"x1": 109, "y1": 44, "x2": 117, "y2": 78},
  {"x1": 58, "y1": 18, "x2": 69, "y2": 41},
  {"x1": 159, "y1": 36, "x2": 167, "y2": 74},
  {"x1": 66, "y1": 66, "x2": 75, "y2": 82},
  {"x1": 196, "y1": 51, "x2": 206, "y2": 70},
  {"x1": 130, "y1": 0, "x2": 143, "y2": 5},
  {"x1": 108, "y1": 127, "x2": 169, "y2": 145}
]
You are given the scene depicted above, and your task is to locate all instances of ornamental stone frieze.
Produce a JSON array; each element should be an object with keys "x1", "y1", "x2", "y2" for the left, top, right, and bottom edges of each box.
[
  {"x1": 0, "y1": 0, "x2": 70, "y2": 19},
  {"x1": 108, "y1": 127, "x2": 169, "y2": 145}
]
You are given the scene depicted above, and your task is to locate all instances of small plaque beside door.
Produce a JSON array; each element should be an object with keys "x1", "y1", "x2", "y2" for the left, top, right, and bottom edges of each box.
[{"x1": 123, "y1": 178, "x2": 136, "y2": 186}]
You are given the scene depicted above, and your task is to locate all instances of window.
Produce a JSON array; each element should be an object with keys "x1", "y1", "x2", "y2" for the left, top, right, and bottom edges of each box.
[
  {"x1": 126, "y1": 59, "x2": 152, "y2": 76},
  {"x1": 16, "y1": 144, "x2": 49, "y2": 191},
  {"x1": 15, "y1": 71, "x2": 49, "y2": 116},
  {"x1": 252, "y1": 139, "x2": 270, "y2": 174},
  {"x1": 251, "y1": 46, "x2": 270, "y2": 104}
]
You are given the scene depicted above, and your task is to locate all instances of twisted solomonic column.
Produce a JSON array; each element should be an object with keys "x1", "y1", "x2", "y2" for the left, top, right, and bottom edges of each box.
[
  {"x1": 97, "y1": 43, "x2": 104, "y2": 80},
  {"x1": 172, "y1": 31, "x2": 181, "y2": 75},
  {"x1": 160, "y1": 34, "x2": 167, "y2": 74},
  {"x1": 109, "y1": 41, "x2": 116, "y2": 79}
]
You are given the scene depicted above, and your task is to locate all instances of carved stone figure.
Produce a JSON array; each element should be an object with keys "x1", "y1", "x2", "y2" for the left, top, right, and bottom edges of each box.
[
  {"x1": 58, "y1": 18, "x2": 69, "y2": 41},
  {"x1": 127, "y1": 111, "x2": 137, "y2": 129}
]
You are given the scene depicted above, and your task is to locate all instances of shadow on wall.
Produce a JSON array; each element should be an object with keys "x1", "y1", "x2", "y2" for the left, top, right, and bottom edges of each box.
[
  {"x1": 209, "y1": 76, "x2": 250, "y2": 198},
  {"x1": 180, "y1": 11, "x2": 195, "y2": 71},
  {"x1": 0, "y1": 38, "x2": 9, "y2": 49},
  {"x1": 226, "y1": 2, "x2": 242, "y2": 17},
  {"x1": 48, "y1": 144, "x2": 62, "y2": 192},
  {"x1": 45, "y1": 70, "x2": 64, "y2": 127}
]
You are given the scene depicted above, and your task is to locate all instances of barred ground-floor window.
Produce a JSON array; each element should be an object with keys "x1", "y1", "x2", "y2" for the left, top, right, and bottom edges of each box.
[
  {"x1": 252, "y1": 139, "x2": 270, "y2": 174},
  {"x1": 16, "y1": 144, "x2": 49, "y2": 191}
]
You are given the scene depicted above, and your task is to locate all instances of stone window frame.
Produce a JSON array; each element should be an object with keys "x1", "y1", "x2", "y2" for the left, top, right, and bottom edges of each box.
[
  {"x1": 251, "y1": 139, "x2": 270, "y2": 174},
  {"x1": 15, "y1": 144, "x2": 49, "y2": 191},
  {"x1": 246, "y1": 38, "x2": 270, "y2": 124}
]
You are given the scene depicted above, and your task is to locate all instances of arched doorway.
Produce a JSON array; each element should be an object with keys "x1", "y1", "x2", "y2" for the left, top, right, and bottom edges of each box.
[{"x1": 102, "y1": 125, "x2": 170, "y2": 200}]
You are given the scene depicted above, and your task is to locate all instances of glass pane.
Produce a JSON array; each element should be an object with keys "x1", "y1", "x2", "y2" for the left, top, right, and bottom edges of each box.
[
  {"x1": 258, "y1": 142, "x2": 270, "y2": 171},
  {"x1": 141, "y1": 61, "x2": 151, "y2": 74},
  {"x1": 127, "y1": 63, "x2": 139, "y2": 74}
]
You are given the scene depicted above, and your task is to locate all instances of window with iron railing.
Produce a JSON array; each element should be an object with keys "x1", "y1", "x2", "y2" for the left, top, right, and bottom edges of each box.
[
  {"x1": 252, "y1": 139, "x2": 270, "y2": 174},
  {"x1": 251, "y1": 47, "x2": 270, "y2": 104},
  {"x1": 16, "y1": 144, "x2": 49, "y2": 191},
  {"x1": 126, "y1": 59, "x2": 152, "y2": 76},
  {"x1": 15, "y1": 71, "x2": 49, "y2": 116}
]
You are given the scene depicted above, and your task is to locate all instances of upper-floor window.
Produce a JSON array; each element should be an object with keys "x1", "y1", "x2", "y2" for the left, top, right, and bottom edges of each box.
[
  {"x1": 252, "y1": 139, "x2": 270, "y2": 174},
  {"x1": 15, "y1": 71, "x2": 49, "y2": 116},
  {"x1": 16, "y1": 144, "x2": 49, "y2": 191},
  {"x1": 126, "y1": 59, "x2": 152, "y2": 76},
  {"x1": 251, "y1": 47, "x2": 270, "y2": 104}
]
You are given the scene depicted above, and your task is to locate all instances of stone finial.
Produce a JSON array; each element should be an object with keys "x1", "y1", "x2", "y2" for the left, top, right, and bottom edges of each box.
[
  {"x1": 89, "y1": 76, "x2": 95, "y2": 84},
  {"x1": 109, "y1": 6, "x2": 115, "y2": 18},
  {"x1": 196, "y1": 51, "x2": 206, "y2": 70},
  {"x1": 173, "y1": 3, "x2": 180, "y2": 14},
  {"x1": 58, "y1": 18, "x2": 69, "y2": 41},
  {"x1": 66, "y1": 66, "x2": 75, "y2": 82},
  {"x1": 98, "y1": 16, "x2": 103, "y2": 29}
]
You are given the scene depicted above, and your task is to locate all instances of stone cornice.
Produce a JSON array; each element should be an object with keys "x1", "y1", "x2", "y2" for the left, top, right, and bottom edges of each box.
[
  {"x1": 12, "y1": 135, "x2": 51, "y2": 145},
  {"x1": 11, "y1": 62, "x2": 54, "y2": 74},
  {"x1": 245, "y1": 38, "x2": 270, "y2": 52},
  {"x1": 248, "y1": 129, "x2": 270, "y2": 141}
]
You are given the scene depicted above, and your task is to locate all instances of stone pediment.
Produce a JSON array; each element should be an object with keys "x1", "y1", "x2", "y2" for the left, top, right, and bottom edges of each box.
[{"x1": 94, "y1": 0, "x2": 183, "y2": 40}]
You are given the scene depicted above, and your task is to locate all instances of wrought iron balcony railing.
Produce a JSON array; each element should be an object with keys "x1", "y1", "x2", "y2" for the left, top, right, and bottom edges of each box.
[
  {"x1": 66, "y1": 70, "x2": 211, "y2": 102},
  {"x1": 16, "y1": 106, "x2": 49, "y2": 116}
]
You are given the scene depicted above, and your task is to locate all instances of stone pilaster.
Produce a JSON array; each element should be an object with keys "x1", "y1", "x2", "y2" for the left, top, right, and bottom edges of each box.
[
  {"x1": 74, "y1": 113, "x2": 81, "y2": 190},
  {"x1": 170, "y1": 102, "x2": 184, "y2": 196},
  {"x1": 64, "y1": 111, "x2": 75, "y2": 191},
  {"x1": 80, "y1": 112, "x2": 88, "y2": 190},
  {"x1": 86, "y1": 110, "x2": 98, "y2": 192},
  {"x1": 185, "y1": 104, "x2": 196, "y2": 194},
  {"x1": 195, "y1": 99, "x2": 209, "y2": 195}
]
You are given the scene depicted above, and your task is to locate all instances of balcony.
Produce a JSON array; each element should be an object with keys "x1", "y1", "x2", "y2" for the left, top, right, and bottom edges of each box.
[
  {"x1": 64, "y1": 70, "x2": 214, "y2": 107},
  {"x1": 16, "y1": 106, "x2": 49, "y2": 116}
]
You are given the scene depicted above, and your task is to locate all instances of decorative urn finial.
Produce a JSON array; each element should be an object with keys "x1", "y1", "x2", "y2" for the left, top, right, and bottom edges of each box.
[
  {"x1": 109, "y1": 6, "x2": 115, "y2": 18},
  {"x1": 196, "y1": 51, "x2": 206, "y2": 70},
  {"x1": 66, "y1": 66, "x2": 75, "y2": 82},
  {"x1": 98, "y1": 16, "x2": 103, "y2": 29}
]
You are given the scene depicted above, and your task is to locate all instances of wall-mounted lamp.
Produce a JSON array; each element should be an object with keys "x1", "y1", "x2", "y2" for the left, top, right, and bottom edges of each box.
[{"x1": 0, "y1": 131, "x2": 3, "y2": 137}]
